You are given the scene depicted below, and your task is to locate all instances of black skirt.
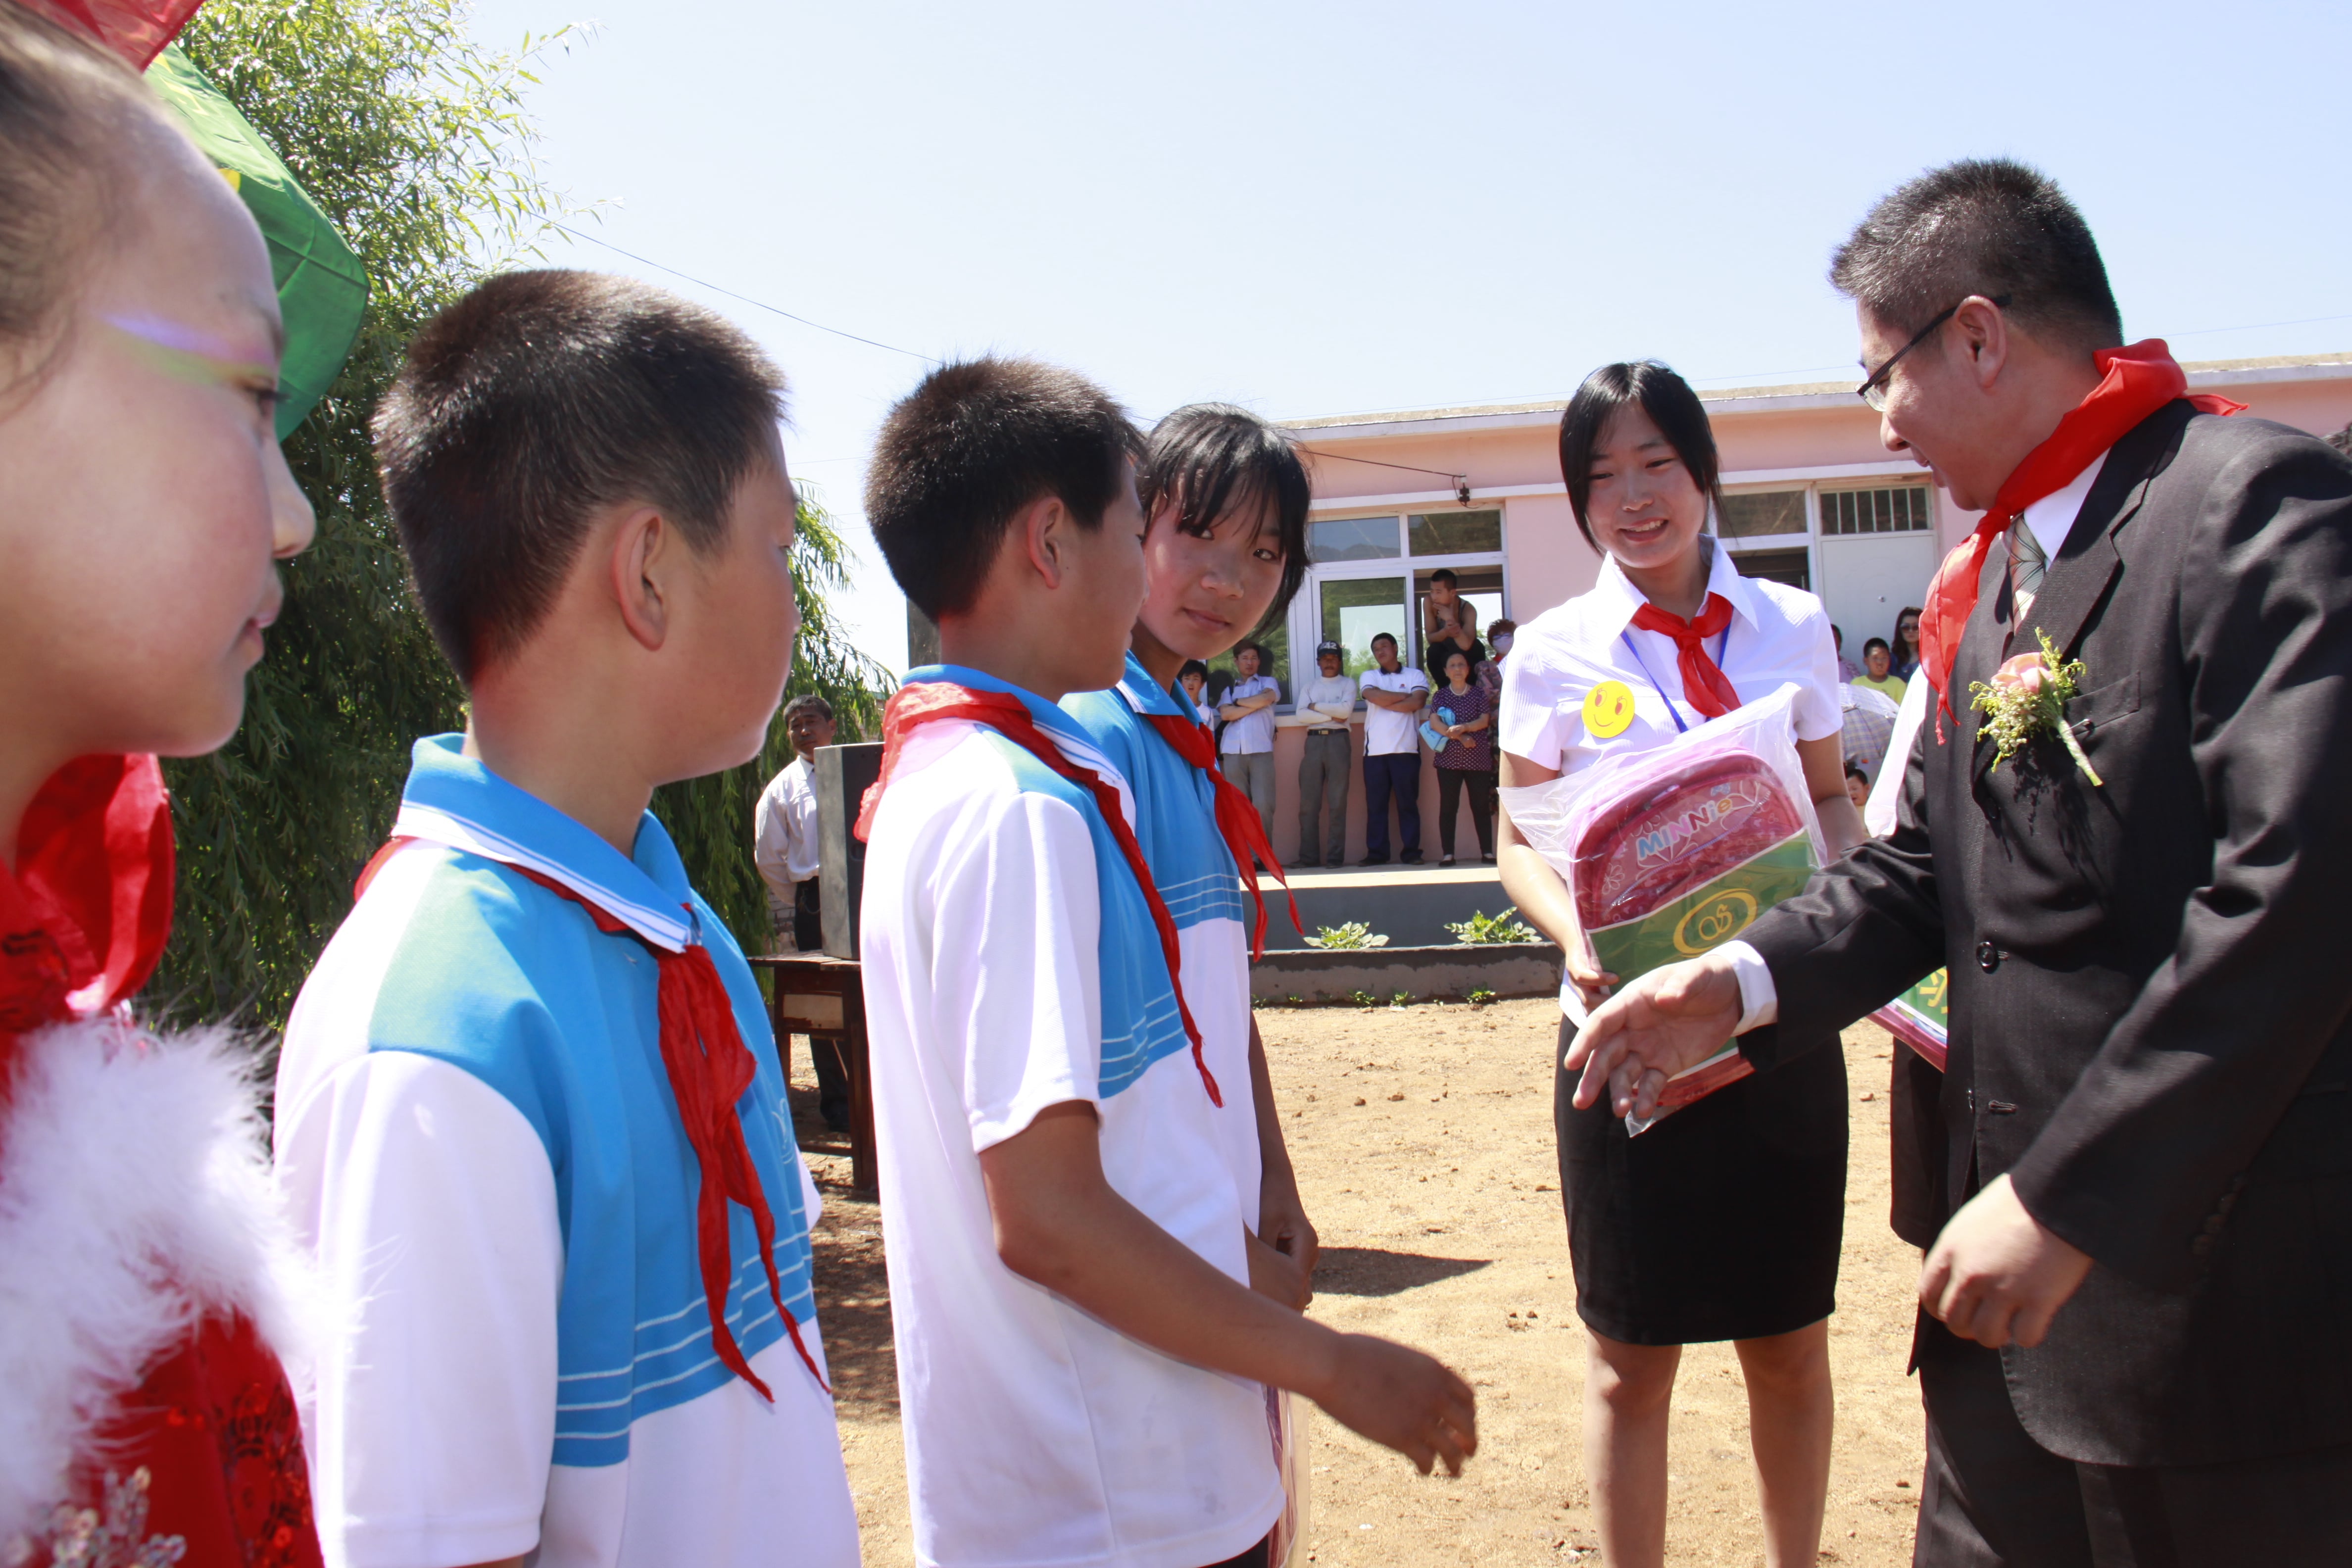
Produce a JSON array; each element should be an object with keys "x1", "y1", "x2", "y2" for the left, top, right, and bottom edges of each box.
[{"x1": 1554, "y1": 1013, "x2": 1848, "y2": 1345}]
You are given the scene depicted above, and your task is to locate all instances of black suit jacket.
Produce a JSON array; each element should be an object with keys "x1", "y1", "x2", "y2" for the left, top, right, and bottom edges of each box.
[{"x1": 1736, "y1": 401, "x2": 2352, "y2": 1468}]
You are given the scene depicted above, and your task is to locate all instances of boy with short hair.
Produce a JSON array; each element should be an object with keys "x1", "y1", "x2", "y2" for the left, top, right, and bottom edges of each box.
[
  {"x1": 273, "y1": 270, "x2": 859, "y2": 1568},
  {"x1": 860, "y1": 361, "x2": 1475, "y2": 1568}
]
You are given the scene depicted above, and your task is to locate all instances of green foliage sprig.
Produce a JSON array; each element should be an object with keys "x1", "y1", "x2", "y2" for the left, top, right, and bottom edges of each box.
[
  {"x1": 1966, "y1": 630, "x2": 2103, "y2": 787},
  {"x1": 1444, "y1": 906, "x2": 1541, "y2": 945},
  {"x1": 157, "y1": 1, "x2": 891, "y2": 1030},
  {"x1": 1305, "y1": 921, "x2": 1389, "y2": 950}
]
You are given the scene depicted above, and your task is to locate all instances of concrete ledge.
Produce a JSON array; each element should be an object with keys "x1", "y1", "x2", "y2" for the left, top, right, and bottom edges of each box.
[{"x1": 1249, "y1": 942, "x2": 1562, "y2": 1004}]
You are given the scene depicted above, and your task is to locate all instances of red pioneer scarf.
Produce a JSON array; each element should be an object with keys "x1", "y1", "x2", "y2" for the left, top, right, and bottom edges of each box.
[
  {"x1": 1917, "y1": 340, "x2": 2245, "y2": 733},
  {"x1": 853, "y1": 682, "x2": 1222, "y2": 1106},
  {"x1": 1630, "y1": 594, "x2": 1742, "y2": 720},
  {"x1": 350, "y1": 841, "x2": 828, "y2": 1401},
  {"x1": 0, "y1": 755, "x2": 173, "y2": 1058},
  {"x1": 1138, "y1": 715, "x2": 1300, "y2": 962}
]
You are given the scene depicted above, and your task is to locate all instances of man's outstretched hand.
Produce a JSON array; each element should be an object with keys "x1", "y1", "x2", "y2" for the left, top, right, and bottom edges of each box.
[
  {"x1": 1564, "y1": 952, "x2": 1745, "y2": 1120},
  {"x1": 1920, "y1": 1174, "x2": 2093, "y2": 1349}
]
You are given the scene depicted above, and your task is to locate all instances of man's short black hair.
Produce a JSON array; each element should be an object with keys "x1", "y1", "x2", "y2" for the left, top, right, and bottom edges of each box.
[
  {"x1": 1371, "y1": 632, "x2": 1399, "y2": 652},
  {"x1": 1559, "y1": 361, "x2": 1722, "y2": 551},
  {"x1": 1177, "y1": 658, "x2": 1209, "y2": 683},
  {"x1": 866, "y1": 356, "x2": 1141, "y2": 620},
  {"x1": 374, "y1": 269, "x2": 786, "y2": 683},
  {"x1": 1137, "y1": 403, "x2": 1312, "y2": 630},
  {"x1": 1830, "y1": 157, "x2": 2122, "y2": 353},
  {"x1": 1863, "y1": 637, "x2": 1891, "y2": 655},
  {"x1": 1428, "y1": 567, "x2": 1458, "y2": 587},
  {"x1": 784, "y1": 693, "x2": 834, "y2": 723}
]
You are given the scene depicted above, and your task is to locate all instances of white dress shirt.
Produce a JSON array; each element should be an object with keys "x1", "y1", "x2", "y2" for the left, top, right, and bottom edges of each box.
[
  {"x1": 753, "y1": 756, "x2": 821, "y2": 909},
  {"x1": 1358, "y1": 665, "x2": 1431, "y2": 756},
  {"x1": 1725, "y1": 448, "x2": 2116, "y2": 1032},
  {"x1": 1498, "y1": 539, "x2": 1844, "y2": 1023}
]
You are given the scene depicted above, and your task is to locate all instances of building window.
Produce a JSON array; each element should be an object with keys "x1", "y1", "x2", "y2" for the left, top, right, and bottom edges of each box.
[
  {"x1": 1408, "y1": 507, "x2": 1503, "y2": 556},
  {"x1": 1732, "y1": 548, "x2": 1811, "y2": 592},
  {"x1": 1307, "y1": 514, "x2": 1400, "y2": 562},
  {"x1": 1717, "y1": 490, "x2": 1807, "y2": 539},
  {"x1": 1820, "y1": 485, "x2": 1933, "y2": 536}
]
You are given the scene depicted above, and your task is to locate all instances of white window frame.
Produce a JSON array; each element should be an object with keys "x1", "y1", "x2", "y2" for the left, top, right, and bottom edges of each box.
[{"x1": 1288, "y1": 504, "x2": 1510, "y2": 709}]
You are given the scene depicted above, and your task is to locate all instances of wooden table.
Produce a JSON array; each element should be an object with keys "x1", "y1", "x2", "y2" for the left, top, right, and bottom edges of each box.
[{"x1": 745, "y1": 952, "x2": 877, "y2": 1194}]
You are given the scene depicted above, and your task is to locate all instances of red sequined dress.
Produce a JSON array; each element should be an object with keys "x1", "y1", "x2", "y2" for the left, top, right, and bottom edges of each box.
[{"x1": 0, "y1": 756, "x2": 322, "y2": 1568}]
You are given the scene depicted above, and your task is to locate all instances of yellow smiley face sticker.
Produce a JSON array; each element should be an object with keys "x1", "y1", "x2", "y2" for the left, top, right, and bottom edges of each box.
[{"x1": 1583, "y1": 680, "x2": 1636, "y2": 739}]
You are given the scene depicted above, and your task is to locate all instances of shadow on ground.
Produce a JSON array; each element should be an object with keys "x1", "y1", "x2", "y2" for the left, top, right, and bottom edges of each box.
[
  {"x1": 1313, "y1": 1246, "x2": 1493, "y2": 1297},
  {"x1": 793, "y1": 1088, "x2": 898, "y2": 1417}
]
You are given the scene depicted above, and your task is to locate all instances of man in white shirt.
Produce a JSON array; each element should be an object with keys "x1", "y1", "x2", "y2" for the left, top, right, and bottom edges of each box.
[
  {"x1": 1357, "y1": 632, "x2": 1429, "y2": 866},
  {"x1": 755, "y1": 694, "x2": 836, "y2": 948},
  {"x1": 1215, "y1": 641, "x2": 1281, "y2": 847},
  {"x1": 1293, "y1": 639, "x2": 1356, "y2": 869},
  {"x1": 754, "y1": 693, "x2": 849, "y2": 1131}
]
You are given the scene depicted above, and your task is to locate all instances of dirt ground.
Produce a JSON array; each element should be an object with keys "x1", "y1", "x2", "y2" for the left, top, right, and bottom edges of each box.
[{"x1": 789, "y1": 998, "x2": 1926, "y2": 1567}]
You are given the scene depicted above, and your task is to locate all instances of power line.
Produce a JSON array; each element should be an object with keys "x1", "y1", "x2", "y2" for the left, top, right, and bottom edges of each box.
[
  {"x1": 548, "y1": 220, "x2": 936, "y2": 363},
  {"x1": 1295, "y1": 446, "x2": 1472, "y2": 506}
]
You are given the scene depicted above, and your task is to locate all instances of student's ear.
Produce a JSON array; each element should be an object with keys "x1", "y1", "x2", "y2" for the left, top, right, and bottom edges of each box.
[
  {"x1": 609, "y1": 506, "x2": 674, "y2": 651},
  {"x1": 1017, "y1": 493, "x2": 1076, "y2": 591}
]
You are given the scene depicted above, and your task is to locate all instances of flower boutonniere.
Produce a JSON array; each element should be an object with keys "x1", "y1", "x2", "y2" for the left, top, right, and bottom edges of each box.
[{"x1": 1968, "y1": 630, "x2": 2104, "y2": 786}]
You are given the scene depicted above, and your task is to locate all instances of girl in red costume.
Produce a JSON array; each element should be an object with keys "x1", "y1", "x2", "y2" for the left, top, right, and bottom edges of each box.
[{"x1": 0, "y1": 6, "x2": 324, "y2": 1564}]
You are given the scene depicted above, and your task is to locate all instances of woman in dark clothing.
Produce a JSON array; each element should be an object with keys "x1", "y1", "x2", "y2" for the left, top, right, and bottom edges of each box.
[{"x1": 1429, "y1": 649, "x2": 1496, "y2": 863}]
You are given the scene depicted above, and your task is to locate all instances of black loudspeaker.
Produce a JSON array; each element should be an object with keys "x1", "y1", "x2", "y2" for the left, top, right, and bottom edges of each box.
[{"x1": 814, "y1": 741, "x2": 884, "y2": 959}]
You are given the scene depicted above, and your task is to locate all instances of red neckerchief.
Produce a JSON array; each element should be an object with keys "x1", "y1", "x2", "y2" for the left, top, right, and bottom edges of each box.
[
  {"x1": 1630, "y1": 594, "x2": 1742, "y2": 720},
  {"x1": 1917, "y1": 339, "x2": 2245, "y2": 733},
  {"x1": 853, "y1": 682, "x2": 1222, "y2": 1106},
  {"x1": 1138, "y1": 714, "x2": 1300, "y2": 963},
  {"x1": 0, "y1": 755, "x2": 173, "y2": 1061},
  {"x1": 16, "y1": 0, "x2": 202, "y2": 69},
  {"x1": 350, "y1": 840, "x2": 828, "y2": 1402}
]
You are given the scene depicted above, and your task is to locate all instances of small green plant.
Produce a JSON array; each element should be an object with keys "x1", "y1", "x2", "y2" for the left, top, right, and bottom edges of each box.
[
  {"x1": 1305, "y1": 921, "x2": 1389, "y2": 950},
  {"x1": 1445, "y1": 907, "x2": 1543, "y2": 945},
  {"x1": 1351, "y1": 990, "x2": 1378, "y2": 1009},
  {"x1": 1285, "y1": 995, "x2": 1304, "y2": 1005},
  {"x1": 1389, "y1": 991, "x2": 1412, "y2": 1009},
  {"x1": 1468, "y1": 988, "x2": 1498, "y2": 1006}
]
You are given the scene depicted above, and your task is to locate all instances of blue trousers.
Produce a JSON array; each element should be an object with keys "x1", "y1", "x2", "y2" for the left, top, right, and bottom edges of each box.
[{"x1": 1362, "y1": 751, "x2": 1421, "y2": 860}]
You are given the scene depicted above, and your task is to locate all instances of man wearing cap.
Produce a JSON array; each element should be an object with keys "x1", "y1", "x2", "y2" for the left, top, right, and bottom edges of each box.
[{"x1": 1293, "y1": 640, "x2": 1356, "y2": 869}]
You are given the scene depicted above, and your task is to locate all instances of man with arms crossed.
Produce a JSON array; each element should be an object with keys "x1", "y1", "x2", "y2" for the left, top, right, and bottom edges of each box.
[{"x1": 1570, "y1": 159, "x2": 2352, "y2": 1563}]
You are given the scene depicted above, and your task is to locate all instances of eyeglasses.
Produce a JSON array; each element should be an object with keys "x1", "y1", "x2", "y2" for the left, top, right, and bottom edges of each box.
[{"x1": 1855, "y1": 294, "x2": 2009, "y2": 411}]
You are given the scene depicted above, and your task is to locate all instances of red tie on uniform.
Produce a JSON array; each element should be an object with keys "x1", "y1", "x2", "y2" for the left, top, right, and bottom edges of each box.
[
  {"x1": 350, "y1": 842, "x2": 829, "y2": 1402},
  {"x1": 853, "y1": 682, "x2": 1222, "y2": 1106},
  {"x1": 1629, "y1": 594, "x2": 1742, "y2": 720},
  {"x1": 1915, "y1": 340, "x2": 2245, "y2": 735},
  {"x1": 1139, "y1": 715, "x2": 1301, "y2": 963}
]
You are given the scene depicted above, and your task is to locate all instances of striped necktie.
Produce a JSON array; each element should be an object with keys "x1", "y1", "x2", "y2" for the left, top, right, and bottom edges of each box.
[{"x1": 2008, "y1": 520, "x2": 2048, "y2": 628}]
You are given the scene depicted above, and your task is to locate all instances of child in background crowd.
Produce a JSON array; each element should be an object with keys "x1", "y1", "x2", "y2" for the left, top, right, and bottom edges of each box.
[
  {"x1": 1852, "y1": 636, "x2": 1907, "y2": 703},
  {"x1": 273, "y1": 271, "x2": 859, "y2": 1568},
  {"x1": 0, "y1": 10, "x2": 325, "y2": 1561},
  {"x1": 1063, "y1": 403, "x2": 1321, "y2": 1313},
  {"x1": 1178, "y1": 657, "x2": 1216, "y2": 725},
  {"x1": 859, "y1": 359, "x2": 1476, "y2": 1568}
]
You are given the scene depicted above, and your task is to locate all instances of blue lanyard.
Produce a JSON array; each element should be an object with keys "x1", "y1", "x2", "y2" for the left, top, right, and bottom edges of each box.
[{"x1": 1617, "y1": 624, "x2": 1731, "y2": 735}]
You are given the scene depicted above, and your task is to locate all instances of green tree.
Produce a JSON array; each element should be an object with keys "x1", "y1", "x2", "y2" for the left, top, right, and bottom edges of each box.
[{"x1": 160, "y1": 0, "x2": 890, "y2": 1029}]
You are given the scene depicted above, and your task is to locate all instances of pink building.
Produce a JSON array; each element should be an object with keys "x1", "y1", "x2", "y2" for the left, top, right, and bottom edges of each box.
[{"x1": 1242, "y1": 351, "x2": 2352, "y2": 875}]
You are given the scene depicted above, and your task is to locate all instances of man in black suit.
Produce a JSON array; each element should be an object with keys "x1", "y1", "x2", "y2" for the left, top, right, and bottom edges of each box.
[{"x1": 1568, "y1": 158, "x2": 2352, "y2": 1563}]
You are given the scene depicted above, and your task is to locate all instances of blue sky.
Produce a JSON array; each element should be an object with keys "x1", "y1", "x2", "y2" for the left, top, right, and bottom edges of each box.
[{"x1": 466, "y1": 0, "x2": 2352, "y2": 673}]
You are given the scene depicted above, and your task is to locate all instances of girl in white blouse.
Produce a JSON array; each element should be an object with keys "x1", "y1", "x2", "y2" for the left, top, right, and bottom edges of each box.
[{"x1": 1496, "y1": 361, "x2": 1863, "y2": 1568}]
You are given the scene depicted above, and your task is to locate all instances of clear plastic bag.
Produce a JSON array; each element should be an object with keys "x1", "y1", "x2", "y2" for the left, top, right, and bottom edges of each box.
[{"x1": 1500, "y1": 683, "x2": 1824, "y2": 1134}]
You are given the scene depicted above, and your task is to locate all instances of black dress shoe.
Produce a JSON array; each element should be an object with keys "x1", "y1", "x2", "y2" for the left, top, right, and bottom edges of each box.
[
  {"x1": 1399, "y1": 851, "x2": 1425, "y2": 865},
  {"x1": 1359, "y1": 854, "x2": 1390, "y2": 867}
]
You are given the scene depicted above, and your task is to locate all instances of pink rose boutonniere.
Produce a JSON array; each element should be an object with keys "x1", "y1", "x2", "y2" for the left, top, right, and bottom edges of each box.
[{"x1": 1968, "y1": 630, "x2": 2103, "y2": 786}]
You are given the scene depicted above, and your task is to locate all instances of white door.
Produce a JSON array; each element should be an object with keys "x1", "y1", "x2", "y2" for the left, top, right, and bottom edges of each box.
[{"x1": 1816, "y1": 532, "x2": 1938, "y2": 657}]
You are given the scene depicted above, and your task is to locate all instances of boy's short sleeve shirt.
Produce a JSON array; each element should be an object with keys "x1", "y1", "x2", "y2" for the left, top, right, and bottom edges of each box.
[
  {"x1": 273, "y1": 736, "x2": 857, "y2": 1568},
  {"x1": 861, "y1": 670, "x2": 1282, "y2": 1568}
]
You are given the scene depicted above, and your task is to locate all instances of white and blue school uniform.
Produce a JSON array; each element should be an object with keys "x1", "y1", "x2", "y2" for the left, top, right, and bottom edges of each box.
[
  {"x1": 274, "y1": 735, "x2": 858, "y2": 1568},
  {"x1": 860, "y1": 665, "x2": 1282, "y2": 1568},
  {"x1": 1065, "y1": 652, "x2": 1264, "y2": 1223}
]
